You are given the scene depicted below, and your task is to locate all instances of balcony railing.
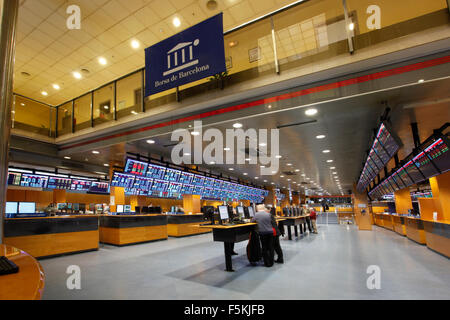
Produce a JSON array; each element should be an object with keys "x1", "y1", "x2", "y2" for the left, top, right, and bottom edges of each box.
[{"x1": 11, "y1": 0, "x2": 450, "y2": 139}]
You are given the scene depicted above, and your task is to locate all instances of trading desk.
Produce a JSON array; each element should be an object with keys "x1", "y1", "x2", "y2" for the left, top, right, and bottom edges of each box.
[
  {"x1": 281, "y1": 215, "x2": 309, "y2": 240},
  {"x1": 167, "y1": 214, "x2": 212, "y2": 237},
  {"x1": 199, "y1": 222, "x2": 257, "y2": 272}
]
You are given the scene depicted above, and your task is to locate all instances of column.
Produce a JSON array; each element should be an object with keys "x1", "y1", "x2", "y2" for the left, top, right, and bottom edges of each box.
[
  {"x1": 281, "y1": 189, "x2": 290, "y2": 208},
  {"x1": 264, "y1": 186, "x2": 276, "y2": 207},
  {"x1": 0, "y1": 0, "x2": 19, "y2": 243},
  {"x1": 292, "y1": 193, "x2": 300, "y2": 206},
  {"x1": 53, "y1": 190, "x2": 67, "y2": 204},
  {"x1": 130, "y1": 195, "x2": 146, "y2": 212},
  {"x1": 352, "y1": 184, "x2": 372, "y2": 230},
  {"x1": 394, "y1": 188, "x2": 413, "y2": 214},
  {"x1": 183, "y1": 194, "x2": 201, "y2": 214},
  {"x1": 429, "y1": 171, "x2": 450, "y2": 221}
]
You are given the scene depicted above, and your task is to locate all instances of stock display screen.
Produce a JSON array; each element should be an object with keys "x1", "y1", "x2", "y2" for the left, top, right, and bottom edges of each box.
[
  {"x1": 164, "y1": 168, "x2": 181, "y2": 182},
  {"x1": 424, "y1": 137, "x2": 449, "y2": 174},
  {"x1": 167, "y1": 182, "x2": 182, "y2": 193},
  {"x1": 70, "y1": 179, "x2": 92, "y2": 191},
  {"x1": 151, "y1": 179, "x2": 168, "y2": 192},
  {"x1": 47, "y1": 177, "x2": 72, "y2": 190},
  {"x1": 395, "y1": 167, "x2": 414, "y2": 188},
  {"x1": 202, "y1": 187, "x2": 214, "y2": 198},
  {"x1": 390, "y1": 171, "x2": 405, "y2": 190},
  {"x1": 403, "y1": 159, "x2": 425, "y2": 184},
  {"x1": 180, "y1": 184, "x2": 194, "y2": 194},
  {"x1": 89, "y1": 182, "x2": 109, "y2": 193},
  {"x1": 193, "y1": 185, "x2": 203, "y2": 195},
  {"x1": 20, "y1": 174, "x2": 48, "y2": 188},
  {"x1": 133, "y1": 177, "x2": 153, "y2": 192},
  {"x1": 110, "y1": 172, "x2": 135, "y2": 188},
  {"x1": 412, "y1": 151, "x2": 439, "y2": 181},
  {"x1": 213, "y1": 179, "x2": 222, "y2": 189},
  {"x1": 192, "y1": 175, "x2": 205, "y2": 186},
  {"x1": 146, "y1": 164, "x2": 166, "y2": 180},
  {"x1": 377, "y1": 123, "x2": 400, "y2": 157},
  {"x1": 7, "y1": 172, "x2": 22, "y2": 186},
  {"x1": 179, "y1": 172, "x2": 193, "y2": 184},
  {"x1": 124, "y1": 159, "x2": 148, "y2": 176},
  {"x1": 204, "y1": 177, "x2": 215, "y2": 188}
]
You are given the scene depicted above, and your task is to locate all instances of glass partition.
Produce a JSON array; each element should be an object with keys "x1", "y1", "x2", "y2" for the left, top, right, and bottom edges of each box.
[
  {"x1": 12, "y1": 95, "x2": 54, "y2": 137},
  {"x1": 74, "y1": 93, "x2": 92, "y2": 132},
  {"x1": 93, "y1": 84, "x2": 115, "y2": 126},
  {"x1": 116, "y1": 71, "x2": 142, "y2": 119},
  {"x1": 57, "y1": 102, "x2": 73, "y2": 136}
]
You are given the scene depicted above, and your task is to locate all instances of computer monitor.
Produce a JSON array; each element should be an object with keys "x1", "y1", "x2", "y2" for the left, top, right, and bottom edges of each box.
[
  {"x1": 79, "y1": 203, "x2": 86, "y2": 213},
  {"x1": 6, "y1": 202, "x2": 18, "y2": 215},
  {"x1": 154, "y1": 206, "x2": 162, "y2": 214},
  {"x1": 124, "y1": 205, "x2": 131, "y2": 213},
  {"x1": 218, "y1": 205, "x2": 229, "y2": 221},
  {"x1": 201, "y1": 206, "x2": 215, "y2": 225},
  {"x1": 135, "y1": 206, "x2": 141, "y2": 214},
  {"x1": 57, "y1": 203, "x2": 66, "y2": 210},
  {"x1": 248, "y1": 206, "x2": 255, "y2": 217},
  {"x1": 116, "y1": 205, "x2": 124, "y2": 213},
  {"x1": 227, "y1": 205, "x2": 234, "y2": 220},
  {"x1": 73, "y1": 203, "x2": 80, "y2": 211},
  {"x1": 18, "y1": 202, "x2": 36, "y2": 214},
  {"x1": 67, "y1": 203, "x2": 72, "y2": 210},
  {"x1": 243, "y1": 206, "x2": 250, "y2": 219},
  {"x1": 142, "y1": 206, "x2": 149, "y2": 213},
  {"x1": 236, "y1": 206, "x2": 245, "y2": 219}
]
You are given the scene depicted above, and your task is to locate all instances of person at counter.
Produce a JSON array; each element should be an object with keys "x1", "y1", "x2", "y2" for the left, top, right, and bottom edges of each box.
[
  {"x1": 270, "y1": 207, "x2": 284, "y2": 264},
  {"x1": 309, "y1": 207, "x2": 318, "y2": 234},
  {"x1": 252, "y1": 204, "x2": 275, "y2": 267}
]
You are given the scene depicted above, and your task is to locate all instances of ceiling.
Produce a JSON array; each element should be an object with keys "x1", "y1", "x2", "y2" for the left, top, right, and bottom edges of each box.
[
  {"x1": 57, "y1": 76, "x2": 450, "y2": 196},
  {"x1": 14, "y1": 0, "x2": 299, "y2": 106}
]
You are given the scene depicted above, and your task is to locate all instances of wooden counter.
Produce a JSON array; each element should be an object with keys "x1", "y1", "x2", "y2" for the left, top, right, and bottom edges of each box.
[
  {"x1": 422, "y1": 220, "x2": 450, "y2": 258},
  {"x1": 0, "y1": 244, "x2": 45, "y2": 300},
  {"x1": 99, "y1": 214, "x2": 167, "y2": 246},
  {"x1": 404, "y1": 216, "x2": 426, "y2": 244},
  {"x1": 392, "y1": 215, "x2": 406, "y2": 236},
  {"x1": 3, "y1": 215, "x2": 99, "y2": 258},
  {"x1": 166, "y1": 214, "x2": 212, "y2": 237},
  {"x1": 380, "y1": 214, "x2": 394, "y2": 231}
]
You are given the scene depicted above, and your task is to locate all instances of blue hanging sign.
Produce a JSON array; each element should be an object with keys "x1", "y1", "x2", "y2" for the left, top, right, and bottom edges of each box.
[{"x1": 145, "y1": 13, "x2": 226, "y2": 97}]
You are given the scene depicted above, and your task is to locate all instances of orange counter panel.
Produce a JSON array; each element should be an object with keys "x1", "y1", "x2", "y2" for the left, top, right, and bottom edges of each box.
[{"x1": 99, "y1": 225, "x2": 168, "y2": 246}]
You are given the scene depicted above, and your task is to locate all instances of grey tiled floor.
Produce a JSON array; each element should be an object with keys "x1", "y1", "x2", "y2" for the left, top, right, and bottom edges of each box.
[{"x1": 39, "y1": 224, "x2": 450, "y2": 300}]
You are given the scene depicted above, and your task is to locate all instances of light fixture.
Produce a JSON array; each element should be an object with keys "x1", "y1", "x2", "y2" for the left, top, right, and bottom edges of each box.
[
  {"x1": 52, "y1": 84, "x2": 60, "y2": 90},
  {"x1": 223, "y1": 147, "x2": 231, "y2": 151},
  {"x1": 190, "y1": 131, "x2": 200, "y2": 136},
  {"x1": 131, "y1": 39, "x2": 140, "y2": 49},
  {"x1": 271, "y1": 171, "x2": 277, "y2": 174},
  {"x1": 209, "y1": 161, "x2": 215, "y2": 164},
  {"x1": 295, "y1": 169, "x2": 300, "y2": 172},
  {"x1": 172, "y1": 17, "x2": 181, "y2": 27},
  {"x1": 228, "y1": 40, "x2": 238, "y2": 47},
  {"x1": 92, "y1": 150, "x2": 100, "y2": 154},
  {"x1": 305, "y1": 108, "x2": 318, "y2": 116},
  {"x1": 146, "y1": 139, "x2": 155, "y2": 144},
  {"x1": 322, "y1": 150, "x2": 330, "y2": 153},
  {"x1": 64, "y1": 156, "x2": 71, "y2": 160},
  {"x1": 73, "y1": 71, "x2": 82, "y2": 79},
  {"x1": 98, "y1": 57, "x2": 107, "y2": 65},
  {"x1": 259, "y1": 142, "x2": 267, "y2": 147},
  {"x1": 418, "y1": 79, "x2": 424, "y2": 83},
  {"x1": 275, "y1": 155, "x2": 282, "y2": 159},
  {"x1": 326, "y1": 160, "x2": 333, "y2": 163},
  {"x1": 131, "y1": 111, "x2": 138, "y2": 115},
  {"x1": 184, "y1": 153, "x2": 191, "y2": 156},
  {"x1": 263, "y1": 180, "x2": 267, "y2": 182},
  {"x1": 287, "y1": 163, "x2": 292, "y2": 166},
  {"x1": 233, "y1": 122, "x2": 243, "y2": 128},
  {"x1": 348, "y1": 22, "x2": 355, "y2": 31},
  {"x1": 103, "y1": 163, "x2": 109, "y2": 167},
  {"x1": 255, "y1": 177, "x2": 259, "y2": 179},
  {"x1": 228, "y1": 168, "x2": 234, "y2": 171},
  {"x1": 280, "y1": 175, "x2": 284, "y2": 178},
  {"x1": 301, "y1": 174, "x2": 306, "y2": 177},
  {"x1": 20, "y1": 103, "x2": 25, "y2": 106},
  {"x1": 330, "y1": 167, "x2": 336, "y2": 169},
  {"x1": 243, "y1": 173, "x2": 248, "y2": 176},
  {"x1": 245, "y1": 158, "x2": 251, "y2": 161},
  {"x1": 41, "y1": 91, "x2": 48, "y2": 96},
  {"x1": 316, "y1": 135, "x2": 326, "y2": 139},
  {"x1": 333, "y1": 172, "x2": 337, "y2": 174},
  {"x1": 104, "y1": 105, "x2": 109, "y2": 110}
]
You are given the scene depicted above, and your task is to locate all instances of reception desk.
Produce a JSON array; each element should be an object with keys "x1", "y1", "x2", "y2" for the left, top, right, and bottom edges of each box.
[
  {"x1": 166, "y1": 214, "x2": 212, "y2": 237},
  {"x1": 0, "y1": 244, "x2": 45, "y2": 300},
  {"x1": 422, "y1": 220, "x2": 450, "y2": 258},
  {"x1": 404, "y1": 217, "x2": 426, "y2": 244},
  {"x1": 99, "y1": 214, "x2": 168, "y2": 246},
  {"x1": 3, "y1": 215, "x2": 99, "y2": 258},
  {"x1": 392, "y1": 215, "x2": 406, "y2": 236}
]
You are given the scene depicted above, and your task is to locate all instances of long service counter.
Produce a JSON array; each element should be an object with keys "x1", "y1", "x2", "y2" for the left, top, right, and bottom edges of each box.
[
  {"x1": 99, "y1": 214, "x2": 168, "y2": 246},
  {"x1": 166, "y1": 214, "x2": 212, "y2": 237},
  {"x1": 3, "y1": 215, "x2": 99, "y2": 258}
]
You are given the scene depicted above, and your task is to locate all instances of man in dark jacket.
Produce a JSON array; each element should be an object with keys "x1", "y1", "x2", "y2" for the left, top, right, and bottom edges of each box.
[
  {"x1": 270, "y1": 207, "x2": 284, "y2": 263},
  {"x1": 252, "y1": 204, "x2": 275, "y2": 267}
]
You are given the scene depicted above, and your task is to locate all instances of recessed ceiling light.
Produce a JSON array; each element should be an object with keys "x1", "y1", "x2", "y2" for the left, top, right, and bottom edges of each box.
[
  {"x1": 255, "y1": 177, "x2": 259, "y2": 179},
  {"x1": 280, "y1": 175, "x2": 284, "y2": 178},
  {"x1": 267, "y1": 105, "x2": 272, "y2": 109},
  {"x1": 348, "y1": 22, "x2": 355, "y2": 31},
  {"x1": 184, "y1": 153, "x2": 191, "y2": 156},
  {"x1": 20, "y1": 103, "x2": 25, "y2": 106},
  {"x1": 301, "y1": 174, "x2": 306, "y2": 177},
  {"x1": 330, "y1": 167, "x2": 336, "y2": 169},
  {"x1": 287, "y1": 179, "x2": 291, "y2": 181},
  {"x1": 64, "y1": 156, "x2": 71, "y2": 160},
  {"x1": 322, "y1": 150, "x2": 330, "y2": 153},
  {"x1": 305, "y1": 108, "x2": 318, "y2": 116},
  {"x1": 295, "y1": 169, "x2": 300, "y2": 172},
  {"x1": 52, "y1": 84, "x2": 60, "y2": 90},
  {"x1": 326, "y1": 160, "x2": 333, "y2": 163},
  {"x1": 131, "y1": 111, "x2": 138, "y2": 115},
  {"x1": 228, "y1": 40, "x2": 238, "y2": 47},
  {"x1": 92, "y1": 150, "x2": 100, "y2": 154},
  {"x1": 191, "y1": 131, "x2": 200, "y2": 136},
  {"x1": 229, "y1": 168, "x2": 234, "y2": 171},
  {"x1": 73, "y1": 71, "x2": 82, "y2": 79},
  {"x1": 243, "y1": 173, "x2": 248, "y2": 176},
  {"x1": 41, "y1": 91, "x2": 48, "y2": 96},
  {"x1": 333, "y1": 172, "x2": 338, "y2": 174},
  {"x1": 263, "y1": 180, "x2": 267, "y2": 182},
  {"x1": 103, "y1": 163, "x2": 109, "y2": 167},
  {"x1": 245, "y1": 158, "x2": 251, "y2": 161},
  {"x1": 209, "y1": 161, "x2": 215, "y2": 164},
  {"x1": 418, "y1": 79, "x2": 424, "y2": 83},
  {"x1": 275, "y1": 155, "x2": 282, "y2": 159},
  {"x1": 232, "y1": 122, "x2": 243, "y2": 128},
  {"x1": 98, "y1": 57, "x2": 107, "y2": 65},
  {"x1": 260, "y1": 165, "x2": 265, "y2": 168},
  {"x1": 223, "y1": 147, "x2": 231, "y2": 151},
  {"x1": 131, "y1": 39, "x2": 140, "y2": 49},
  {"x1": 172, "y1": 17, "x2": 181, "y2": 27},
  {"x1": 103, "y1": 105, "x2": 109, "y2": 110},
  {"x1": 287, "y1": 163, "x2": 292, "y2": 166},
  {"x1": 146, "y1": 139, "x2": 155, "y2": 144},
  {"x1": 316, "y1": 135, "x2": 326, "y2": 139},
  {"x1": 271, "y1": 171, "x2": 277, "y2": 174},
  {"x1": 259, "y1": 142, "x2": 267, "y2": 147}
]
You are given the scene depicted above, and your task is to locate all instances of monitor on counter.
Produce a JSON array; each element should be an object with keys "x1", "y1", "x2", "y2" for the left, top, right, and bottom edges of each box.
[
  {"x1": 116, "y1": 205, "x2": 124, "y2": 213},
  {"x1": 218, "y1": 205, "x2": 229, "y2": 221},
  {"x1": 124, "y1": 205, "x2": 131, "y2": 213},
  {"x1": 237, "y1": 206, "x2": 244, "y2": 219},
  {"x1": 248, "y1": 206, "x2": 255, "y2": 217},
  {"x1": 18, "y1": 202, "x2": 36, "y2": 214},
  {"x1": 57, "y1": 203, "x2": 67, "y2": 210},
  {"x1": 6, "y1": 202, "x2": 18, "y2": 214}
]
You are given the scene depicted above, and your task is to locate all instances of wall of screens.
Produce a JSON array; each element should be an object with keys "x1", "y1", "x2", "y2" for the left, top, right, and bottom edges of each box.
[
  {"x1": 369, "y1": 134, "x2": 449, "y2": 200},
  {"x1": 119, "y1": 159, "x2": 267, "y2": 202},
  {"x1": 357, "y1": 122, "x2": 401, "y2": 192}
]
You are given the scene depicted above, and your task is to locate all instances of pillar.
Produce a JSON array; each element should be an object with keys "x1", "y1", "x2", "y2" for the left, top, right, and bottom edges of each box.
[
  {"x1": 130, "y1": 195, "x2": 146, "y2": 212},
  {"x1": 429, "y1": 171, "x2": 450, "y2": 221},
  {"x1": 0, "y1": 0, "x2": 19, "y2": 243},
  {"x1": 264, "y1": 186, "x2": 276, "y2": 207},
  {"x1": 292, "y1": 193, "x2": 300, "y2": 206},
  {"x1": 183, "y1": 194, "x2": 201, "y2": 214},
  {"x1": 281, "y1": 189, "x2": 290, "y2": 208},
  {"x1": 394, "y1": 188, "x2": 413, "y2": 214},
  {"x1": 352, "y1": 184, "x2": 372, "y2": 230},
  {"x1": 53, "y1": 189, "x2": 67, "y2": 204}
]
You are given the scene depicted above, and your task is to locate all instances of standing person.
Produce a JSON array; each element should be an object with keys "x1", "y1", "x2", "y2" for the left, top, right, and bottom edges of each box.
[
  {"x1": 252, "y1": 204, "x2": 275, "y2": 267},
  {"x1": 310, "y1": 207, "x2": 318, "y2": 234},
  {"x1": 270, "y1": 207, "x2": 284, "y2": 263}
]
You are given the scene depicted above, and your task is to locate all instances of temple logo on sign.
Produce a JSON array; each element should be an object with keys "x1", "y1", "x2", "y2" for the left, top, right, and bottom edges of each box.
[{"x1": 163, "y1": 39, "x2": 200, "y2": 76}]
